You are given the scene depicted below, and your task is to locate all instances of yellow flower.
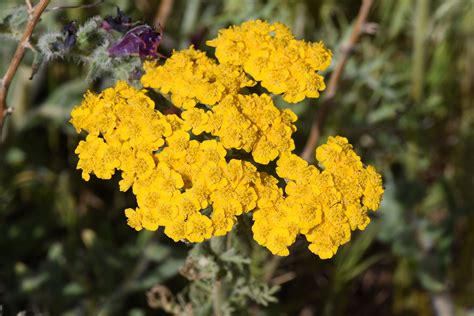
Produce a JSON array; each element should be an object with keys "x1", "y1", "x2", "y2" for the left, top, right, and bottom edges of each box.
[
  {"x1": 141, "y1": 47, "x2": 254, "y2": 109},
  {"x1": 248, "y1": 136, "x2": 384, "y2": 258},
  {"x1": 164, "y1": 220, "x2": 186, "y2": 242},
  {"x1": 125, "y1": 208, "x2": 145, "y2": 231},
  {"x1": 136, "y1": 192, "x2": 179, "y2": 226},
  {"x1": 141, "y1": 208, "x2": 160, "y2": 231},
  {"x1": 276, "y1": 153, "x2": 319, "y2": 183},
  {"x1": 315, "y1": 136, "x2": 363, "y2": 171},
  {"x1": 197, "y1": 140, "x2": 227, "y2": 163},
  {"x1": 207, "y1": 20, "x2": 293, "y2": 66},
  {"x1": 251, "y1": 198, "x2": 299, "y2": 256},
  {"x1": 207, "y1": 20, "x2": 332, "y2": 103},
  {"x1": 71, "y1": 81, "x2": 158, "y2": 137},
  {"x1": 185, "y1": 213, "x2": 213, "y2": 242},
  {"x1": 253, "y1": 172, "x2": 282, "y2": 208},
  {"x1": 74, "y1": 135, "x2": 120, "y2": 181},
  {"x1": 211, "y1": 200, "x2": 241, "y2": 236},
  {"x1": 345, "y1": 204, "x2": 371, "y2": 231},
  {"x1": 362, "y1": 165, "x2": 384, "y2": 210},
  {"x1": 206, "y1": 94, "x2": 297, "y2": 164},
  {"x1": 288, "y1": 137, "x2": 383, "y2": 258},
  {"x1": 165, "y1": 130, "x2": 191, "y2": 159},
  {"x1": 120, "y1": 151, "x2": 156, "y2": 190},
  {"x1": 234, "y1": 185, "x2": 258, "y2": 213},
  {"x1": 252, "y1": 137, "x2": 280, "y2": 165},
  {"x1": 264, "y1": 227, "x2": 295, "y2": 256},
  {"x1": 188, "y1": 183, "x2": 211, "y2": 209},
  {"x1": 71, "y1": 81, "x2": 183, "y2": 191},
  {"x1": 71, "y1": 21, "x2": 384, "y2": 261},
  {"x1": 305, "y1": 206, "x2": 352, "y2": 259},
  {"x1": 181, "y1": 108, "x2": 210, "y2": 135},
  {"x1": 175, "y1": 192, "x2": 202, "y2": 218},
  {"x1": 165, "y1": 114, "x2": 191, "y2": 133},
  {"x1": 134, "y1": 162, "x2": 184, "y2": 199},
  {"x1": 198, "y1": 162, "x2": 228, "y2": 191}
]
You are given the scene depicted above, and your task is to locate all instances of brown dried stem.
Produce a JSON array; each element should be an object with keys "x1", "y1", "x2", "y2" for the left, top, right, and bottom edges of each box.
[
  {"x1": 300, "y1": 0, "x2": 374, "y2": 162},
  {"x1": 154, "y1": 0, "x2": 175, "y2": 29},
  {"x1": 26, "y1": 0, "x2": 34, "y2": 13},
  {"x1": 0, "y1": 0, "x2": 50, "y2": 141}
]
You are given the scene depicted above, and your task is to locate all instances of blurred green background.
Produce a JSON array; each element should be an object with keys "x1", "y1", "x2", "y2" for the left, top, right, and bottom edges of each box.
[{"x1": 0, "y1": 0, "x2": 473, "y2": 315}]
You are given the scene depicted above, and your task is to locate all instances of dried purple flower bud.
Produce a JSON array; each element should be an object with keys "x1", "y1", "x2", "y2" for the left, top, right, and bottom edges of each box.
[
  {"x1": 52, "y1": 20, "x2": 77, "y2": 52},
  {"x1": 108, "y1": 25, "x2": 162, "y2": 59},
  {"x1": 62, "y1": 21, "x2": 78, "y2": 51},
  {"x1": 103, "y1": 7, "x2": 133, "y2": 33}
]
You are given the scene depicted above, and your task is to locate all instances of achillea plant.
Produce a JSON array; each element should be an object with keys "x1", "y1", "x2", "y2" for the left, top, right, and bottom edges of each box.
[{"x1": 70, "y1": 20, "x2": 383, "y2": 260}]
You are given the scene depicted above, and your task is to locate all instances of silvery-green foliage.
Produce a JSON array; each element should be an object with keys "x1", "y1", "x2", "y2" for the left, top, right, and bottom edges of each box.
[
  {"x1": 162, "y1": 239, "x2": 279, "y2": 316},
  {"x1": 33, "y1": 15, "x2": 144, "y2": 82},
  {"x1": 0, "y1": 5, "x2": 28, "y2": 41}
]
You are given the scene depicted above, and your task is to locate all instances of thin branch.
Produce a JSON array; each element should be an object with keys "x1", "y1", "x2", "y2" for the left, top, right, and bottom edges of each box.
[
  {"x1": 300, "y1": 0, "x2": 374, "y2": 162},
  {"x1": 271, "y1": 271, "x2": 296, "y2": 286},
  {"x1": 0, "y1": 0, "x2": 50, "y2": 142},
  {"x1": 25, "y1": 0, "x2": 34, "y2": 14},
  {"x1": 154, "y1": 0, "x2": 175, "y2": 30}
]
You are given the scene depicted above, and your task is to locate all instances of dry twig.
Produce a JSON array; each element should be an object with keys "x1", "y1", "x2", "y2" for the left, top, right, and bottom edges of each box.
[
  {"x1": 300, "y1": 0, "x2": 374, "y2": 162},
  {"x1": 25, "y1": 0, "x2": 34, "y2": 14},
  {"x1": 0, "y1": 0, "x2": 50, "y2": 141},
  {"x1": 154, "y1": 0, "x2": 175, "y2": 30}
]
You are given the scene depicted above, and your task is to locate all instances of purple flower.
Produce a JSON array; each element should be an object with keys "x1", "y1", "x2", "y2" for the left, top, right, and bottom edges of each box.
[
  {"x1": 108, "y1": 25, "x2": 163, "y2": 59},
  {"x1": 62, "y1": 21, "x2": 78, "y2": 51},
  {"x1": 52, "y1": 21, "x2": 77, "y2": 52},
  {"x1": 102, "y1": 7, "x2": 133, "y2": 33}
]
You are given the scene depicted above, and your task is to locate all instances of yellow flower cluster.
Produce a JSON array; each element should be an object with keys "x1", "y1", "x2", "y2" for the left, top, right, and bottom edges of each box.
[
  {"x1": 70, "y1": 82, "x2": 259, "y2": 242},
  {"x1": 71, "y1": 20, "x2": 383, "y2": 259},
  {"x1": 70, "y1": 81, "x2": 174, "y2": 190},
  {"x1": 254, "y1": 136, "x2": 384, "y2": 259},
  {"x1": 181, "y1": 94, "x2": 297, "y2": 164},
  {"x1": 128, "y1": 137, "x2": 263, "y2": 242},
  {"x1": 141, "y1": 47, "x2": 255, "y2": 109},
  {"x1": 141, "y1": 20, "x2": 331, "y2": 165},
  {"x1": 207, "y1": 20, "x2": 332, "y2": 103}
]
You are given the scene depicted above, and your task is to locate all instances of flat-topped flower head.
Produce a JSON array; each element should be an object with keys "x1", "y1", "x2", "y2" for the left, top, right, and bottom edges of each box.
[
  {"x1": 70, "y1": 21, "x2": 383, "y2": 260},
  {"x1": 270, "y1": 136, "x2": 383, "y2": 259},
  {"x1": 70, "y1": 81, "x2": 174, "y2": 188},
  {"x1": 186, "y1": 94, "x2": 297, "y2": 164},
  {"x1": 141, "y1": 47, "x2": 255, "y2": 109},
  {"x1": 207, "y1": 20, "x2": 332, "y2": 103}
]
